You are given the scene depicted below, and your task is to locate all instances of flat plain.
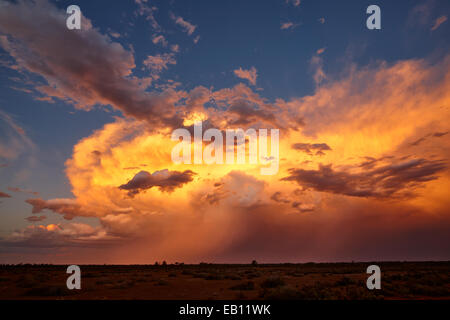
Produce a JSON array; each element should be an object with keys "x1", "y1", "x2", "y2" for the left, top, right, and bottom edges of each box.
[{"x1": 1, "y1": 262, "x2": 449, "y2": 300}]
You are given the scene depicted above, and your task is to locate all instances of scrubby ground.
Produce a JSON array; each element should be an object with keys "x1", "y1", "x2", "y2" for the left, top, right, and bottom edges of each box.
[{"x1": 0, "y1": 262, "x2": 449, "y2": 300}]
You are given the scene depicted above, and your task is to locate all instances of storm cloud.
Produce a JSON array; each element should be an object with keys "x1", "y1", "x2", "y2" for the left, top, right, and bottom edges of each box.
[
  {"x1": 292, "y1": 143, "x2": 332, "y2": 156},
  {"x1": 119, "y1": 169, "x2": 196, "y2": 195},
  {"x1": 282, "y1": 158, "x2": 446, "y2": 199}
]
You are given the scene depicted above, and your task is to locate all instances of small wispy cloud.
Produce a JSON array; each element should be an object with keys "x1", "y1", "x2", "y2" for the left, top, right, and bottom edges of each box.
[
  {"x1": 233, "y1": 67, "x2": 258, "y2": 86},
  {"x1": 143, "y1": 53, "x2": 176, "y2": 75},
  {"x1": 152, "y1": 34, "x2": 168, "y2": 47},
  {"x1": 109, "y1": 31, "x2": 121, "y2": 39},
  {"x1": 25, "y1": 215, "x2": 47, "y2": 222},
  {"x1": 280, "y1": 22, "x2": 298, "y2": 30},
  {"x1": 170, "y1": 12, "x2": 197, "y2": 36},
  {"x1": 316, "y1": 47, "x2": 326, "y2": 55},
  {"x1": 8, "y1": 187, "x2": 39, "y2": 196},
  {"x1": 0, "y1": 191, "x2": 11, "y2": 198},
  {"x1": 407, "y1": 1, "x2": 434, "y2": 27},
  {"x1": 431, "y1": 15, "x2": 447, "y2": 31},
  {"x1": 286, "y1": 0, "x2": 301, "y2": 7},
  {"x1": 135, "y1": 0, "x2": 160, "y2": 31},
  {"x1": 310, "y1": 55, "x2": 326, "y2": 85},
  {"x1": 0, "y1": 109, "x2": 35, "y2": 160}
]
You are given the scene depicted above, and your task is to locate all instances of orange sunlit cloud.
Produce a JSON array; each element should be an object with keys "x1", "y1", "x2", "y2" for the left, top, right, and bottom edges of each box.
[
  {"x1": 0, "y1": 0, "x2": 449, "y2": 264},
  {"x1": 19, "y1": 54, "x2": 450, "y2": 263}
]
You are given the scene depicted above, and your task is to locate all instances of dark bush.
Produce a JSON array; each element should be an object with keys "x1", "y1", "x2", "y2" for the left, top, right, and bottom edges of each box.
[
  {"x1": 335, "y1": 276, "x2": 355, "y2": 286},
  {"x1": 260, "y1": 276, "x2": 285, "y2": 289},
  {"x1": 230, "y1": 281, "x2": 255, "y2": 291}
]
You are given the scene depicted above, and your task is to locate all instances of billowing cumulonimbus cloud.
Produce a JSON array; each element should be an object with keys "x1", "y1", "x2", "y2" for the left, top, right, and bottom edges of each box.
[
  {"x1": 12, "y1": 52, "x2": 450, "y2": 261},
  {"x1": 292, "y1": 143, "x2": 332, "y2": 156},
  {"x1": 119, "y1": 169, "x2": 196, "y2": 195},
  {"x1": 233, "y1": 67, "x2": 258, "y2": 86},
  {"x1": 13, "y1": 52, "x2": 449, "y2": 262},
  {"x1": 283, "y1": 56, "x2": 450, "y2": 142},
  {"x1": 282, "y1": 158, "x2": 446, "y2": 199}
]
